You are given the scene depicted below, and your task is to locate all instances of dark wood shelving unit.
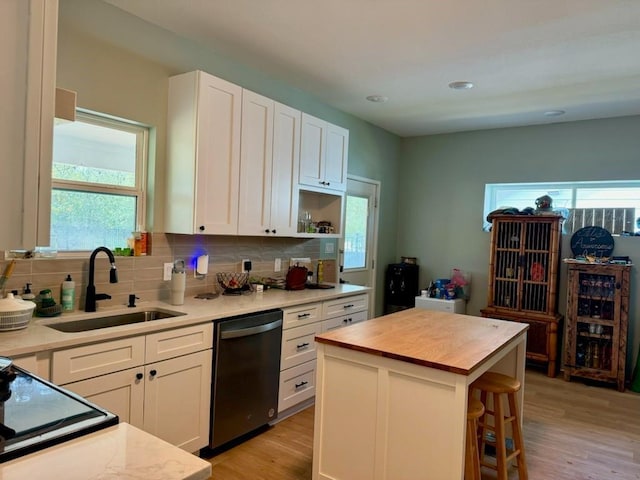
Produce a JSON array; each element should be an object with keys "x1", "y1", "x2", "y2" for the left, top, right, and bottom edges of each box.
[
  {"x1": 563, "y1": 263, "x2": 631, "y2": 391},
  {"x1": 481, "y1": 214, "x2": 564, "y2": 377}
]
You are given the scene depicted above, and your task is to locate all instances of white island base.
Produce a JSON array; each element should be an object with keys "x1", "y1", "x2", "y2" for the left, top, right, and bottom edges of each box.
[{"x1": 312, "y1": 309, "x2": 527, "y2": 480}]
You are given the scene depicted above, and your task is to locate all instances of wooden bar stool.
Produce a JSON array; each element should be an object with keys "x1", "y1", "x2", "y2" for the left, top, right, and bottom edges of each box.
[
  {"x1": 465, "y1": 397, "x2": 485, "y2": 480},
  {"x1": 471, "y1": 371, "x2": 528, "y2": 480}
]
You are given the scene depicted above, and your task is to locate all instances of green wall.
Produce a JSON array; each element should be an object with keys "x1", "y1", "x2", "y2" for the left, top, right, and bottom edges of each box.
[
  {"x1": 57, "y1": 0, "x2": 401, "y2": 316},
  {"x1": 399, "y1": 116, "x2": 640, "y2": 376}
]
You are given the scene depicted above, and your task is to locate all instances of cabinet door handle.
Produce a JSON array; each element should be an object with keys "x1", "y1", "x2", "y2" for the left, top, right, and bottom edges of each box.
[
  {"x1": 298, "y1": 313, "x2": 311, "y2": 319},
  {"x1": 296, "y1": 342, "x2": 310, "y2": 350},
  {"x1": 295, "y1": 380, "x2": 308, "y2": 389},
  {"x1": 199, "y1": 225, "x2": 205, "y2": 232},
  {"x1": 343, "y1": 304, "x2": 354, "y2": 309},
  {"x1": 136, "y1": 373, "x2": 143, "y2": 380},
  {"x1": 149, "y1": 369, "x2": 157, "y2": 377}
]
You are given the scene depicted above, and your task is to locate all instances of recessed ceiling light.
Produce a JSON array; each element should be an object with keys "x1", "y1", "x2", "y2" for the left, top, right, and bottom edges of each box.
[
  {"x1": 366, "y1": 95, "x2": 388, "y2": 103},
  {"x1": 544, "y1": 110, "x2": 566, "y2": 117},
  {"x1": 448, "y1": 81, "x2": 474, "y2": 90}
]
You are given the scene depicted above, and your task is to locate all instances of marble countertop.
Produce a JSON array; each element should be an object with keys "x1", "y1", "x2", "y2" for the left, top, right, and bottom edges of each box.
[
  {"x1": 315, "y1": 307, "x2": 528, "y2": 375},
  {"x1": 0, "y1": 284, "x2": 370, "y2": 357},
  {"x1": 0, "y1": 423, "x2": 211, "y2": 479}
]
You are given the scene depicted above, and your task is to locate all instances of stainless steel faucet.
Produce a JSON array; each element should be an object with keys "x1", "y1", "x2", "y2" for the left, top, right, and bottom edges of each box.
[{"x1": 85, "y1": 247, "x2": 118, "y2": 312}]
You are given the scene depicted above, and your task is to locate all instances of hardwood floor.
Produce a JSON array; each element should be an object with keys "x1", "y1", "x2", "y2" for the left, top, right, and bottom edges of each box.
[{"x1": 203, "y1": 370, "x2": 640, "y2": 479}]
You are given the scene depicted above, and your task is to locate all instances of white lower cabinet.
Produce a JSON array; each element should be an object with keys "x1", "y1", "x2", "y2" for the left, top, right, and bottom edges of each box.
[
  {"x1": 142, "y1": 349, "x2": 212, "y2": 452},
  {"x1": 321, "y1": 310, "x2": 368, "y2": 332},
  {"x1": 52, "y1": 323, "x2": 213, "y2": 452},
  {"x1": 63, "y1": 367, "x2": 145, "y2": 428},
  {"x1": 278, "y1": 359, "x2": 317, "y2": 412},
  {"x1": 278, "y1": 294, "x2": 369, "y2": 415},
  {"x1": 281, "y1": 322, "x2": 321, "y2": 370}
]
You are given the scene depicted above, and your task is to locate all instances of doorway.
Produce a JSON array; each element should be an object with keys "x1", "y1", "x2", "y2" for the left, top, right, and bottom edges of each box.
[{"x1": 339, "y1": 176, "x2": 380, "y2": 316}]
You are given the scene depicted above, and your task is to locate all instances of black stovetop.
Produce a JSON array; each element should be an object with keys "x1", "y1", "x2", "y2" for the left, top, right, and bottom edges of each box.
[{"x1": 0, "y1": 359, "x2": 118, "y2": 463}]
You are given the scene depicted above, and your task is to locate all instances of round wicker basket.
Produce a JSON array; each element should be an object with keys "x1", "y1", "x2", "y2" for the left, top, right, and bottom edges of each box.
[{"x1": 0, "y1": 294, "x2": 36, "y2": 331}]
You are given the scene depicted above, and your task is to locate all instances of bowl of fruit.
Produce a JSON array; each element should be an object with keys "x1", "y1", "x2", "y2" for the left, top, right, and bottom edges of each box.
[{"x1": 216, "y1": 272, "x2": 250, "y2": 293}]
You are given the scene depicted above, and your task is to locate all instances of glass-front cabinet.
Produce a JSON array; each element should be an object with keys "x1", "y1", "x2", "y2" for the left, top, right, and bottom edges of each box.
[
  {"x1": 481, "y1": 214, "x2": 564, "y2": 377},
  {"x1": 564, "y1": 263, "x2": 631, "y2": 391}
]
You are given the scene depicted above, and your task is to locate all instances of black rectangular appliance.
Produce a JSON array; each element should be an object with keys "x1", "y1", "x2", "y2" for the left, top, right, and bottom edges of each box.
[
  {"x1": 384, "y1": 262, "x2": 420, "y2": 314},
  {"x1": 209, "y1": 309, "x2": 282, "y2": 450},
  {"x1": 0, "y1": 358, "x2": 118, "y2": 463}
]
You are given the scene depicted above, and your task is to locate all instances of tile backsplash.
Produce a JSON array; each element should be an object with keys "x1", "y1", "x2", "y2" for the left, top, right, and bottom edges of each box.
[{"x1": 0, "y1": 233, "x2": 327, "y2": 311}]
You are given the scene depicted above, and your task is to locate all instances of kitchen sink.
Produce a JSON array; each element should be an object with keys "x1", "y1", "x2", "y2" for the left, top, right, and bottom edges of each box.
[{"x1": 46, "y1": 309, "x2": 186, "y2": 333}]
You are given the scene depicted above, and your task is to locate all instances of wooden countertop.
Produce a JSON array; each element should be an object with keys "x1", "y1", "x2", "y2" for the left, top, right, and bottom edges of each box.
[{"x1": 315, "y1": 308, "x2": 528, "y2": 375}]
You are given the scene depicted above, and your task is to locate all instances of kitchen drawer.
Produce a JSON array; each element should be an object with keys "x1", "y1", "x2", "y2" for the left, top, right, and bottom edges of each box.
[
  {"x1": 52, "y1": 336, "x2": 145, "y2": 385},
  {"x1": 278, "y1": 360, "x2": 316, "y2": 413},
  {"x1": 281, "y1": 322, "x2": 321, "y2": 370},
  {"x1": 323, "y1": 294, "x2": 369, "y2": 319},
  {"x1": 282, "y1": 302, "x2": 322, "y2": 329},
  {"x1": 145, "y1": 322, "x2": 213, "y2": 364},
  {"x1": 321, "y1": 310, "x2": 368, "y2": 332}
]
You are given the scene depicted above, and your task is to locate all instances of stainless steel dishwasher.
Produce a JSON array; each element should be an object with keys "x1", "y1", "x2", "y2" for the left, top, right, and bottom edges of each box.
[{"x1": 210, "y1": 309, "x2": 283, "y2": 449}]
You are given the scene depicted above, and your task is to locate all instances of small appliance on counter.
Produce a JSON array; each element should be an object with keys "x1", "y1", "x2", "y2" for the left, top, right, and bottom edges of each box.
[
  {"x1": 384, "y1": 261, "x2": 419, "y2": 314},
  {"x1": 285, "y1": 264, "x2": 308, "y2": 290},
  {"x1": 0, "y1": 357, "x2": 118, "y2": 463}
]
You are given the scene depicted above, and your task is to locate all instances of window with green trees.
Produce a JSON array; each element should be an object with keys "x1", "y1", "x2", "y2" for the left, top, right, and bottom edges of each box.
[{"x1": 50, "y1": 111, "x2": 148, "y2": 251}]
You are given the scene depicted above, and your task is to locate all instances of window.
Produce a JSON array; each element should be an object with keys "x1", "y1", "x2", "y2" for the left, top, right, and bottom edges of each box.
[
  {"x1": 343, "y1": 195, "x2": 369, "y2": 269},
  {"x1": 484, "y1": 181, "x2": 640, "y2": 235},
  {"x1": 50, "y1": 111, "x2": 148, "y2": 251}
]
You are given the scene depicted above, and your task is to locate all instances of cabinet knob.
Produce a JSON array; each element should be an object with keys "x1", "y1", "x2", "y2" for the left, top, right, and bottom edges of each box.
[
  {"x1": 326, "y1": 182, "x2": 330, "y2": 186},
  {"x1": 149, "y1": 369, "x2": 157, "y2": 377},
  {"x1": 271, "y1": 229, "x2": 276, "y2": 234},
  {"x1": 136, "y1": 373, "x2": 143, "y2": 380},
  {"x1": 264, "y1": 229, "x2": 270, "y2": 234},
  {"x1": 199, "y1": 225, "x2": 205, "y2": 232}
]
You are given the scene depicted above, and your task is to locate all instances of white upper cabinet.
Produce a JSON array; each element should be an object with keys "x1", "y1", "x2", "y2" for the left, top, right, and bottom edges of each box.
[
  {"x1": 166, "y1": 70, "x2": 242, "y2": 235},
  {"x1": 165, "y1": 70, "x2": 345, "y2": 238},
  {"x1": 0, "y1": 0, "x2": 57, "y2": 250},
  {"x1": 271, "y1": 102, "x2": 301, "y2": 235},
  {"x1": 299, "y1": 113, "x2": 348, "y2": 192},
  {"x1": 238, "y1": 90, "x2": 274, "y2": 235},
  {"x1": 238, "y1": 92, "x2": 301, "y2": 236}
]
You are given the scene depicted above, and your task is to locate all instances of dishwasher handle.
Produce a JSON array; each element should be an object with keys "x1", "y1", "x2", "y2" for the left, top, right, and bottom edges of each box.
[{"x1": 220, "y1": 319, "x2": 282, "y2": 339}]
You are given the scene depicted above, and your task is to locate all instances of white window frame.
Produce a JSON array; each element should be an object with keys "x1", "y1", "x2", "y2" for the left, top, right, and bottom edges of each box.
[
  {"x1": 51, "y1": 110, "x2": 148, "y2": 253},
  {"x1": 484, "y1": 180, "x2": 640, "y2": 234}
]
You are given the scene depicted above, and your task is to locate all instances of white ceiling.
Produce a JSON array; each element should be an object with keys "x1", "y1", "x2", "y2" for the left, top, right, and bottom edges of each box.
[{"x1": 102, "y1": 0, "x2": 640, "y2": 137}]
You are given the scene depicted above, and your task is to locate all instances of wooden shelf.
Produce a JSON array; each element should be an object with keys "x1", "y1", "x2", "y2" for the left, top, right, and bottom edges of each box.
[{"x1": 563, "y1": 263, "x2": 631, "y2": 392}]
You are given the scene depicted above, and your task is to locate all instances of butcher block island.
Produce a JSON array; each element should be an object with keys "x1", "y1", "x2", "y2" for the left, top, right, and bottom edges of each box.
[{"x1": 312, "y1": 308, "x2": 529, "y2": 480}]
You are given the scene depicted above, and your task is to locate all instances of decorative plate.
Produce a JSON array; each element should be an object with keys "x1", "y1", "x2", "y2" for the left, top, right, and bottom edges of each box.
[{"x1": 570, "y1": 226, "x2": 614, "y2": 258}]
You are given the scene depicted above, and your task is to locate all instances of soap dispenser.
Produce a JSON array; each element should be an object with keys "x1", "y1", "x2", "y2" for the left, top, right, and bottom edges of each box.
[{"x1": 61, "y1": 274, "x2": 75, "y2": 312}]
